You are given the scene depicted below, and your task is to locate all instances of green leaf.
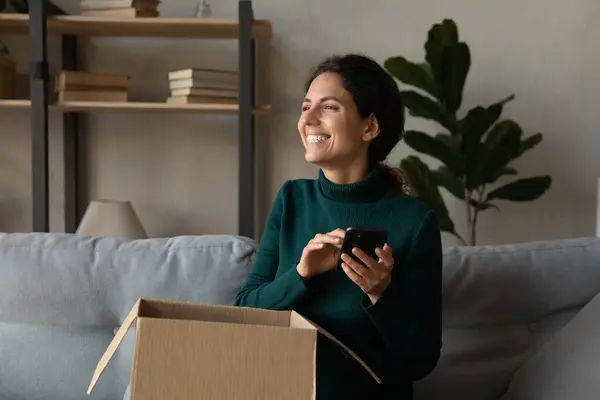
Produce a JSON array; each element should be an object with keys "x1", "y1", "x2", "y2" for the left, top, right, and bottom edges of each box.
[
  {"x1": 439, "y1": 42, "x2": 471, "y2": 113},
  {"x1": 460, "y1": 96, "x2": 514, "y2": 189},
  {"x1": 425, "y1": 19, "x2": 459, "y2": 87},
  {"x1": 404, "y1": 130, "x2": 463, "y2": 175},
  {"x1": 435, "y1": 133, "x2": 460, "y2": 150},
  {"x1": 487, "y1": 176, "x2": 552, "y2": 202},
  {"x1": 478, "y1": 120, "x2": 524, "y2": 185},
  {"x1": 400, "y1": 156, "x2": 456, "y2": 234},
  {"x1": 400, "y1": 90, "x2": 457, "y2": 132},
  {"x1": 472, "y1": 201, "x2": 498, "y2": 211},
  {"x1": 519, "y1": 133, "x2": 543, "y2": 156},
  {"x1": 432, "y1": 165, "x2": 464, "y2": 199},
  {"x1": 433, "y1": 166, "x2": 495, "y2": 210},
  {"x1": 384, "y1": 56, "x2": 437, "y2": 98},
  {"x1": 460, "y1": 94, "x2": 515, "y2": 156}
]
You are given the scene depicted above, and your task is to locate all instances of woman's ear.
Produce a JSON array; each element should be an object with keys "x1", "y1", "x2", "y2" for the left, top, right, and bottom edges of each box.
[{"x1": 362, "y1": 114, "x2": 380, "y2": 142}]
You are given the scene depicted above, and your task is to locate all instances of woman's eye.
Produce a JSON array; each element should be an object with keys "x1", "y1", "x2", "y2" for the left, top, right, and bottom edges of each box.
[
  {"x1": 324, "y1": 104, "x2": 339, "y2": 110},
  {"x1": 301, "y1": 105, "x2": 310, "y2": 111}
]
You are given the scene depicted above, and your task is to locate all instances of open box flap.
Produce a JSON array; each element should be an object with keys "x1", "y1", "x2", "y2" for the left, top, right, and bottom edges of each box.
[
  {"x1": 87, "y1": 298, "x2": 142, "y2": 395},
  {"x1": 290, "y1": 311, "x2": 381, "y2": 384}
]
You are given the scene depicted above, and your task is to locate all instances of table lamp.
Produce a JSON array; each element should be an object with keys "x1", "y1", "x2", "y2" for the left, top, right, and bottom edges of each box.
[{"x1": 76, "y1": 199, "x2": 148, "y2": 239}]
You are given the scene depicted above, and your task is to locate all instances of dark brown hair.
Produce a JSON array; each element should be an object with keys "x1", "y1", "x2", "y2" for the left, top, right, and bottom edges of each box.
[{"x1": 305, "y1": 53, "x2": 411, "y2": 193}]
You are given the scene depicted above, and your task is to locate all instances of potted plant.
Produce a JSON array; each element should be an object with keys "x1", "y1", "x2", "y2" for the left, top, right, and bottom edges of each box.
[
  {"x1": 384, "y1": 19, "x2": 551, "y2": 246},
  {"x1": 0, "y1": 40, "x2": 15, "y2": 99}
]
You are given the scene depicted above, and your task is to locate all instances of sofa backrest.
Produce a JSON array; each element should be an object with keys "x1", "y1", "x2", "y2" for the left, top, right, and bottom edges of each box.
[
  {"x1": 2, "y1": 232, "x2": 599, "y2": 400},
  {"x1": 415, "y1": 237, "x2": 600, "y2": 400},
  {"x1": 0, "y1": 233, "x2": 256, "y2": 400}
]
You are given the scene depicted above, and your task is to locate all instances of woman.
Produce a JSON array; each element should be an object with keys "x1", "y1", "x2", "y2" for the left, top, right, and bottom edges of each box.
[{"x1": 234, "y1": 53, "x2": 443, "y2": 399}]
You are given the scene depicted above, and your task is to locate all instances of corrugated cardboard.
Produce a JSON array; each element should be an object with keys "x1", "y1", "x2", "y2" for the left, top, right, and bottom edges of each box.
[{"x1": 88, "y1": 298, "x2": 379, "y2": 400}]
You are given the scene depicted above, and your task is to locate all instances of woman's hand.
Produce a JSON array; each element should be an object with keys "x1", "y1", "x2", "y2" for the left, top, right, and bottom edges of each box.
[
  {"x1": 297, "y1": 229, "x2": 345, "y2": 280},
  {"x1": 340, "y1": 244, "x2": 394, "y2": 304}
]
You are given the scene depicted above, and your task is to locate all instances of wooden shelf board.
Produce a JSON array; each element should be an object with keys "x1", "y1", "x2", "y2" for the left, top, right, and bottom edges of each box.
[
  {"x1": 0, "y1": 99, "x2": 270, "y2": 114},
  {"x1": 0, "y1": 14, "x2": 272, "y2": 39}
]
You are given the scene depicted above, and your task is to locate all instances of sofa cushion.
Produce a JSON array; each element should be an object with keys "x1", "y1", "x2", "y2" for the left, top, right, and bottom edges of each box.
[
  {"x1": 500, "y1": 289, "x2": 600, "y2": 400},
  {"x1": 415, "y1": 237, "x2": 600, "y2": 400},
  {"x1": 0, "y1": 233, "x2": 256, "y2": 400}
]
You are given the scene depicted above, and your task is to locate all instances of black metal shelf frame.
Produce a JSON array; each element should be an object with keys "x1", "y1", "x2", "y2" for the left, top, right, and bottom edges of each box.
[{"x1": 27, "y1": 0, "x2": 260, "y2": 239}]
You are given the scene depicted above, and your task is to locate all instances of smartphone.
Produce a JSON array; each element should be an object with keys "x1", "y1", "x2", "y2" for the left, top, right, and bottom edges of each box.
[{"x1": 337, "y1": 227, "x2": 388, "y2": 268}]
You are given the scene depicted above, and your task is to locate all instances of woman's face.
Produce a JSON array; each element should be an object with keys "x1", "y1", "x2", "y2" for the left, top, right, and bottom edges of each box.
[{"x1": 298, "y1": 72, "x2": 374, "y2": 168}]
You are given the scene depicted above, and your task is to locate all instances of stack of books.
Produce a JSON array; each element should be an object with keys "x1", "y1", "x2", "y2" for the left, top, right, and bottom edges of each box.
[
  {"x1": 55, "y1": 70, "x2": 131, "y2": 102},
  {"x1": 79, "y1": 0, "x2": 160, "y2": 18},
  {"x1": 166, "y1": 68, "x2": 239, "y2": 105}
]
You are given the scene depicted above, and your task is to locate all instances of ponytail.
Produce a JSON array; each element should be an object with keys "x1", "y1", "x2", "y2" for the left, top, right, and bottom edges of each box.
[{"x1": 378, "y1": 162, "x2": 413, "y2": 195}]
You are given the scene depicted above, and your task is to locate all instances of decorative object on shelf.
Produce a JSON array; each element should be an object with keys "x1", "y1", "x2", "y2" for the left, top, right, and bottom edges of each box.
[
  {"x1": 0, "y1": 52, "x2": 15, "y2": 99},
  {"x1": 166, "y1": 67, "x2": 238, "y2": 105},
  {"x1": 384, "y1": 18, "x2": 552, "y2": 246},
  {"x1": 76, "y1": 199, "x2": 148, "y2": 239},
  {"x1": 0, "y1": 41, "x2": 7, "y2": 54},
  {"x1": 195, "y1": 0, "x2": 211, "y2": 18},
  {"x1": 79, "y1": 0, "x2": 160, "y2": 18},
  {"x1": 55, "y1": 70, "x2": 130, "y2": 102}
]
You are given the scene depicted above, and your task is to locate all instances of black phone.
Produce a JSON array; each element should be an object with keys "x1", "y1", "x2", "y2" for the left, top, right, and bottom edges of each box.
[{"x1": 337, "y1": 227, "x2": 388, "y2": 268}]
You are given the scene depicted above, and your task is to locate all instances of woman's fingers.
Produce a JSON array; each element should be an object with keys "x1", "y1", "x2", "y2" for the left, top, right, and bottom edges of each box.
[
  {"x1": 312, "y1": 233, "x2": 343, "y2": 248},
  {"x1": 327, "y1": 228, "x2": 346, "y2": 240},
  {"x1": 375, "y1": 244, "x2": 394, "y2": 267},
  {"x1": 340, "y1": 252, "x2": 371, "y2": 278}
]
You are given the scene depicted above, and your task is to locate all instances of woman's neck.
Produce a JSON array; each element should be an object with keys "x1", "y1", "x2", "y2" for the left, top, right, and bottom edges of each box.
[
  {"x1": 317, "y1": 163, "x2": 389, "y2": 203},
  {"x1": 320, "y1": 160, "x2": 369, "y2": 184}
]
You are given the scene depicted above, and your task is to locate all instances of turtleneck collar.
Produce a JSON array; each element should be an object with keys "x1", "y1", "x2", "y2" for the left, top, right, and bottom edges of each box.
[{"x1": 317, "y1": 165, "x2": 390, "y2": 203}]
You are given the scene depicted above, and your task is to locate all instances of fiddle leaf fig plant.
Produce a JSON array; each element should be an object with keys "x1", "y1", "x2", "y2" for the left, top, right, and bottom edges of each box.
[{"x1": 384, "y1": 19, "x2": 551, "y2": 246}]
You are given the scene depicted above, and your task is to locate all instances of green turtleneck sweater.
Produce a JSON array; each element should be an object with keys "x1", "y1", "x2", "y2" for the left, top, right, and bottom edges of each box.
[{"x1": 234, "y1": 166, "x2": 443, "y2": 399}]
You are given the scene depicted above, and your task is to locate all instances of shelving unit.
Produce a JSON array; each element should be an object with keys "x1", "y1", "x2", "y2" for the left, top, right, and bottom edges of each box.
[{"x1": 0, "y1": 0, "x2": 271, "y2": 239}]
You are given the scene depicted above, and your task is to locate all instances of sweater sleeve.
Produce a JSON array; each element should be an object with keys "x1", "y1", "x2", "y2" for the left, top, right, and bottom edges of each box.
[
  {"x1": 362, "y1": 210, "x2": 443, "y2": 381},
  {"x1": 234, "y1": 182, "x2": 309, "y2": 310}
]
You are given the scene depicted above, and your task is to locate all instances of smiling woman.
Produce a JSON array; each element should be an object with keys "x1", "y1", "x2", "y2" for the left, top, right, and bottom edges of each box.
[{"x1": 234, "y1": 54, "x2": 443, "y2": 400}]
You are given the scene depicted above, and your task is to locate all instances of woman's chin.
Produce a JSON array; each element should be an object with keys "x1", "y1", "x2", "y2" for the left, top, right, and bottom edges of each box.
[{"x1": 305, "y1": 151, "x2": 330, "y2": 164}]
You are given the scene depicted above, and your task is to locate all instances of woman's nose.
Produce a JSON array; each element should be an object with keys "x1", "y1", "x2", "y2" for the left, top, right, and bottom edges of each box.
[{"x1": 304, "y1": 107, "x2": 320, "y2": 126}]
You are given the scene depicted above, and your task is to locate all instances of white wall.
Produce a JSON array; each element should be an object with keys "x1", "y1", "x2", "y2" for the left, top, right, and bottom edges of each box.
[{"x1": 0, "y1": 0, "x2": 598, "y2": 246}]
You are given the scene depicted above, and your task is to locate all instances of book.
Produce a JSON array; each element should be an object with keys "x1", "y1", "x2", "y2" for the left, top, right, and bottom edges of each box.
[
  {"x1": 166, "y1": 95, "x2": 238, "y2": 105},
  {"x1": 168, "y1": 68, "x2": 238, "y2": 84},
  {"x1": 80, "y1": 0, "x2": 160, "y2": 10},
  {"x1": 170, "y1": 87, "x2": 238, "y2": 98},
  {"x1": 55, "y1": 70, "x2": 131, "y2": 92},
  {"x1": 80, "y1": 7, "x2": 159, "y2": 18},
  {"x1": 168, "y1": 78, "x2": 237, "y2": 91},
  {"x1": 58, "y1": 90, "x2": 128, "y2": 102}
]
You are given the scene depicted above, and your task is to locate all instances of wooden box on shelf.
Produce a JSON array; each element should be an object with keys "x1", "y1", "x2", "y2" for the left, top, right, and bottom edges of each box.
[{"x1": 0, "y1": 54, "x2": 16, "y2": 99}]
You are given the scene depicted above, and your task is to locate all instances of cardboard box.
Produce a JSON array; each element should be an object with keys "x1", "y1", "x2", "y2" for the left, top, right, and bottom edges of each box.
[{"x1": 87, "y1": 298, "x2": 379, "y2": 400}]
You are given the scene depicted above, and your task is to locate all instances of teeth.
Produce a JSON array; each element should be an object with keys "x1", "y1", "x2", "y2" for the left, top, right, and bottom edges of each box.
[{"x1": 307, "y1": 135, "x2": 329, "y2": 143}]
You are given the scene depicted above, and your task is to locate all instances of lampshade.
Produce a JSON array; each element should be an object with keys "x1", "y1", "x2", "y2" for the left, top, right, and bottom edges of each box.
[{"x1": 76, "y1": 199, "x2": 148, "y2": 239}]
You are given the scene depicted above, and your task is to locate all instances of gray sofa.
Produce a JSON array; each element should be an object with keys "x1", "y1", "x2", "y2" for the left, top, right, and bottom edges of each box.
[{"x1": 0, "y1": 232, "x2": 599, "y2": 400}]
